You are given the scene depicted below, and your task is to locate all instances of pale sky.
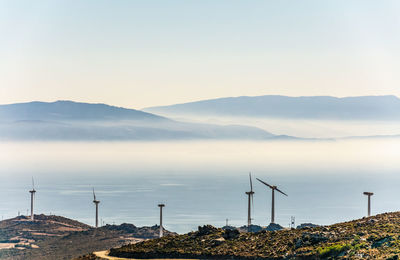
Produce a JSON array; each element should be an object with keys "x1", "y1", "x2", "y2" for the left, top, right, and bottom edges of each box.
[{"x1": 1, "y1": 0, "x2": 400, "y2": 108}]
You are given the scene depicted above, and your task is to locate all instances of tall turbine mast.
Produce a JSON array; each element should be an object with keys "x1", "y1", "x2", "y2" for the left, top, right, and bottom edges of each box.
[
  {"x1": 158, "y1": 203, "x2": 165, "y2": 238},
  {"x1": 93, "y1": 188, "x2": 100, "y2": 228},
  {"x1": 245, "y1": 173, "x2": 255, "y2": 230},
  {"x1": 256, "y1": 178, "x2": 287, "y2": 224},
  {"x1": 29, "y1": 177, "x2": 36, "y2": 221},
  {"x1": 363, "y1": 192, "x2": 373, "y2": 217}
]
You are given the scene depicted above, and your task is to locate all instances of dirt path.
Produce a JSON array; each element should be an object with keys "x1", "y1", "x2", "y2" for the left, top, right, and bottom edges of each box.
[
  {"x1": 93, "y1": 250, "x2": 198, "y2": 260},
  {"x1": 94, "y1": 250, "x2": 130, "y2": 259}
]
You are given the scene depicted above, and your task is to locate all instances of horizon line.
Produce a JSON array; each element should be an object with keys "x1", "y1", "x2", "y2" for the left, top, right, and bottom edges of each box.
[{"x1": 0, "y1": 94, "x2": 399, "y2": 110}]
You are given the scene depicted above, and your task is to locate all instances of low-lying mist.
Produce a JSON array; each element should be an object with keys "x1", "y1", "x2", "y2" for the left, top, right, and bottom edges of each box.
[
  {"x1": 0, "y1": 119, "x2": 276, "y2": 141},
  {"x1": 156, "y1": 113, "x2": 400, "y2": 138},
  {"x1": 1, "y1": 139, "x2": 399, "y2": 177}
]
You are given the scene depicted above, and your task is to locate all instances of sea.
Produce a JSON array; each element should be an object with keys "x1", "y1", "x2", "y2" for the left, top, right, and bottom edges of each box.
[{"x1": 1, "y1": 139, "x2": 399, "y2": 234}]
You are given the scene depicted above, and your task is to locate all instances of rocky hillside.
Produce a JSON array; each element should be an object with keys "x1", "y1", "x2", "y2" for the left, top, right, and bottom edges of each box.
[
  {"x1": 109, "y1": 212, "x2": 400, "y2": 259},
  {"x1": 0, "y1": 214, "x2": 175, "y2": 260}
]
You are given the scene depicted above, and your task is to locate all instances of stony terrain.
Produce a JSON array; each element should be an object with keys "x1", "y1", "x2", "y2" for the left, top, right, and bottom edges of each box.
[
  {"x1": 109, "y1": 212, "x2": 400, "y2": 259},
  {"x1": 0, "y1": 214, "x2": 175, "y2": 260}
]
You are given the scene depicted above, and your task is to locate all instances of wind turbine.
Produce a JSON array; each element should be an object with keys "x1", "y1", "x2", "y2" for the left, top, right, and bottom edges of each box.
[
  {"x1": 158, "y1": 203, "x2": 165, "y2": 238},
  {"x1": 92, "y1": 188, "x2": 100, "y2": 228},
  {"x1": 245, "y1": 173, "x2": 255, "y2": 230},
  {"x1": 256, "y1": 178, "x2": 287, "y2": 224},
  {"x1": 363, "y1": 192, "x2": 373, "y2": 217},
  {"x1": 29, "y1": 177, "x2": 36, "y2": 221}
]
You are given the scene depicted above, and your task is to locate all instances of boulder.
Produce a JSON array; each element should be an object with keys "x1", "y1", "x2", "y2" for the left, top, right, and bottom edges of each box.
[
  {"x1": 197, "y1": 225, "x2": 218, "y2": 236},
  {"x1": 296, "y1": 223, "x2": 319, "y2": 229},
  {"x1": 223, "y1": 229, "x2": 240, "y2": 240},
  {"x1": 265, "y1": 223, "x2": 283, "y2": 231}
]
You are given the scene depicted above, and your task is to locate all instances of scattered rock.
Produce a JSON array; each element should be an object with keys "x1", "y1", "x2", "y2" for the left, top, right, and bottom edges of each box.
[
  {"x1": 211, "y1": 237, "x2": 225, "y2": 246},
  {"x1": 265, "y1": 223, "x2": 283, "y2": 231},
  {"x1": 297, "y1": 223, "x2": 319, "y2": 229},
  {"x1": 222, "y1": 225, "x2": 236, "y2": 230},
  {"x1": 371, "y1": 236, "x2": 394, "y2": 248},
  {"x1": 223, "y1": 229, "x2": 240, "y2": 240},
  {"x1": 197, "y1": 225, "x2": 218, "y2": 236}
]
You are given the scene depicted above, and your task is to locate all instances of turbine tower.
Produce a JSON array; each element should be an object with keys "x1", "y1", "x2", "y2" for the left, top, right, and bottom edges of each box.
[
  {"x1": 363, "y1": 192, "x2": 373, "y2": 217},
  {"x1": 245, "y1": 173, "x2": 255, "y2": 230},
  {"x1": 158, "y1": 203, "x2": 165, "y2": 238},
  {"x1": 29, "y1": 177, "x2": 36, "y2": 221},
  {"x1": 256, "y1": 178, "x2": 287, "y2": 224},
  {"x1": 92, "y1": 188, "x2": 100, "y2": 228}
]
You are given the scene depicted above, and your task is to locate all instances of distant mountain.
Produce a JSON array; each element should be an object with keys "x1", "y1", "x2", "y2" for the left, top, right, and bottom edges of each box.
[
  {"x1": 0, "y1": 101, "x2": 282, "y2": 140},
  {"x1": 144, "y1": 95, "x2": 400, "y2": 120},
  {"x1": 0, "y1": 120, "x2": 279, "y2": 141},
  {"x1": 0, "y1": 100, "x2": 165, "y2": 122},
  {"x1": 342, "y1": 134, "x2": 400, "y2": 140}
]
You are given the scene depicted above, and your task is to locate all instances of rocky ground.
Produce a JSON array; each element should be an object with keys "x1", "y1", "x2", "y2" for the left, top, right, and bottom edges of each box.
[
  {"x1": 109, "y1": 212, "x2": 400, "y2": 259},
  {"x1": 0, "y1": 214, "x2": 175, "y2": 260}
]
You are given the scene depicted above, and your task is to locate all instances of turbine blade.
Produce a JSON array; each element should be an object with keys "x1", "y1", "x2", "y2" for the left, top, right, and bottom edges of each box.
[
  {"x1": 249, "y1": 172, "x2": 253, "y2": 192},
  {"x1": 32, "y1": 177, "x2": 34, "y2": 189},
  {"x1": 93, "y1": 188, "x2": 96, "y2": 200},
  {"x1": 275, "y1": 187, "x2": 288, "y2": 196},
  {"x1": 256, "y1": 178, "x2": 274, "y2": 189}
]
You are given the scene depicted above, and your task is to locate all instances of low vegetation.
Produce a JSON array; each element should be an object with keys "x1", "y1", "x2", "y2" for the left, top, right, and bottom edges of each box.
[
  {"x1": 0, "y1": 214, "x2": 174, "y2": 260},
  {"x1": 109, "y1": 212, "x2": 400, "y2": 259}
]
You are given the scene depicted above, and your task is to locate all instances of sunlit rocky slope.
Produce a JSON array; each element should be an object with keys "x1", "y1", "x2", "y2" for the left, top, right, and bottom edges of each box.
[
  {"x1": 0, "y1": 214, "x2": 175, "y2": 260},
  {"x1": 108, "y1": 212, "x2": 400, "y2": 259}
]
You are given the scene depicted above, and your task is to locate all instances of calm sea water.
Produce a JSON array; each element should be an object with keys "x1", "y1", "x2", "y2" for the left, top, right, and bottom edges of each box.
[{"x1": 1, "y1": 140, "x2": 399, "y2": 233}]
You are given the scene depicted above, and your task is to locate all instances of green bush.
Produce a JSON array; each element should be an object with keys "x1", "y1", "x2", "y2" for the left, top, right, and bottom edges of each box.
[{"x1": 317, "y1": 243, "x2": 350, "y2": 257}]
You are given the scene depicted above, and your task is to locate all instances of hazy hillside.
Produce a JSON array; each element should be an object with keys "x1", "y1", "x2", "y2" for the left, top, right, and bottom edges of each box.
[
  {"x1": 144, "y1": 95, "x2": 400, "y2": 120},
  {"x1": 0, "y1": 214, "x2": 175, "y2": 260},
  {"x1": 0, "y1": 101, "x2": 281, "y2": 140},
  {"x1": 0, "y1": 100, "x2": 165, "y2": 122}
]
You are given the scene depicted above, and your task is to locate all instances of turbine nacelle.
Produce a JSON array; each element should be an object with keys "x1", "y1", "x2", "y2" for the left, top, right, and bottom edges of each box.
[
  {"x1": 30, "y1": 177, "x2": 36, "y2": 193},
  {"x1": 364, "y1": 191, "x2": 373, "y2": 217},
  {"x1": 93, "y1": 188, "x2": 100, "y2": 204},
  {"x1": 92, "y1": 188, "x2": 100, "y2": 228},
  {"x1": 256, "y1": 178, "x2": 288, "y2": 197},
  {"x1": 246, "y1": 173, "x2": 255, "y2": 229},
  {"x1": 29, "y1": 177, "x2": 36, "y2": 221}
]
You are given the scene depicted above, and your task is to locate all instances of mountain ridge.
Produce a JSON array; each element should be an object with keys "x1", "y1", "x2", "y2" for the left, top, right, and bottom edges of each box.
[
  {"x1": 144, "y1": 95, "x2": 400, "y2": 120},
  {"x1": 0, "y1": 100, "x2": 281, "y2": 141},
  {"x1": 0, "y1": 100, "x2": 166, "y2": 122},
  {"x1": 2, "y1": 99, "x2": 400, "y2": 140}
]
